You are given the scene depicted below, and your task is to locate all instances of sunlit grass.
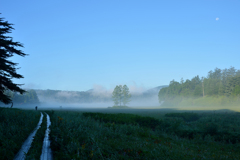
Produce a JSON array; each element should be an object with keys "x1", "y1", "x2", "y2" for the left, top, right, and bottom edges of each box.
[{"x1": 176, "y1": 106, "x2": 240, "y2": 112}]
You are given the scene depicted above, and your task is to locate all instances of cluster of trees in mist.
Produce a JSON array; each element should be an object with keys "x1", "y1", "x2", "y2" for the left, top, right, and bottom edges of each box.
[
  {"x1": 112, "y1": 85, "x2": 131, "y2": 106},
  {"x1": 158, "y1": 67, "x2": 240, "y2": 105},
  {"x1": 2, "y1": 90, "x2": 40, "y2": 105}
]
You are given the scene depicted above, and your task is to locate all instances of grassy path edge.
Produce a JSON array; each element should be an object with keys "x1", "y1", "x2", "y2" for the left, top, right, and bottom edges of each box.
[{"x1": 13, "y1": 112, "x2": 43, "y2": 160}]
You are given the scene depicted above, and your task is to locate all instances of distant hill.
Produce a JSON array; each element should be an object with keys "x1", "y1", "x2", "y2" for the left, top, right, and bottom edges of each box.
[
  {"x1": 131, "y1": 85, "x2": 168, "y2": 100},
  {"x1": 86, "y1": 89, "x2": 94, "y2": 93},
  {"x1": 35, "y1": 89, "x2": 110, "y2": 104},
  {"x1": 1, "y1": 89, "x2": 40, "y2": 105},
  {"x1": 34, "y1": 85, "x2": 168, "y2": 104},
  {"x1": 143, "y1": 85, "x2": 168, "y2": 96}
]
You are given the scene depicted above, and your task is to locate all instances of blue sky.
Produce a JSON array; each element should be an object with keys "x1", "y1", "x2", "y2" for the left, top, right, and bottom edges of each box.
[{"x1": 1, "y1": 0, "x2": 240, "y2": 92}]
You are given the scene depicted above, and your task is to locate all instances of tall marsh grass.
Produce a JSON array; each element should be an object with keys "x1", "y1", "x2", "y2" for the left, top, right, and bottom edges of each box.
[
  {"x1": 0, "y1": 107, "x2": 40, "y2": 159},
  {"x1": 48, "y1": 110, "x2": 240, "y2": 159}
]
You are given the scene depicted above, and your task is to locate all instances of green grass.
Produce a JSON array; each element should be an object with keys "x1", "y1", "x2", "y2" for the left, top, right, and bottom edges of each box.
[
  {"x1": 82, "y1": 112, "x2": 160, "y2": 130},
  {"x1": 165, "y1": 112, "x2": 200, "y2": 122},
  {"x1": 48, "y1": 109, "x2": 240, "y2": 160},
  {"x1": 0, "y1": 107, "x2": 41, "y2": 160},
  {"x1": 107, "y1": 106, "x2": 132, "y2": 109},
  {"x1": 162, "y1": 96, "x2": 240, "y2": 112},
  {"x1": 26, "y1": 113, "x2": 47, "y2": 160},
  {"x1": 1, "y1": 107, "x2": 240, "y2": 159}
]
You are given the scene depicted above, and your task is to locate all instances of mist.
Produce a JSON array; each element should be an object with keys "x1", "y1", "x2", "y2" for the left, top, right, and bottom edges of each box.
[
  {"x1": 159, "y1": 96, "x2": 240, "y2": 112},
  {"x1": 34, "y1": 96, "x2": 161, "y2": 110},
  {"x1": 25, "y1": 84, "x2": 164, "y2": 110}
]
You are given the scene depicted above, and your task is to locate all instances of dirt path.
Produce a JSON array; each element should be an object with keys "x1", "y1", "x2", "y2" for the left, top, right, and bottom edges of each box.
[
  {"x1": 14, "y1": 112, "x2": 43, "y2": 160},
  {"x1": 40, "y1": 113, "x2": 53, "y2": 160}
]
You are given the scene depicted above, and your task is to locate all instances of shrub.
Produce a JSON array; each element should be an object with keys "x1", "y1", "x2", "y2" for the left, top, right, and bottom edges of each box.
[
  {"x1": 203, "y1": 122, "x2": 219, "y2": 136},
  {"x1": 165, "y1": 112, "x2": 200, "y2": 122}
]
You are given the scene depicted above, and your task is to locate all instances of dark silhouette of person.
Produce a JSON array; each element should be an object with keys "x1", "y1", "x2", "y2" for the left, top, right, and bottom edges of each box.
[{"x1": 35, "y1": 106, "x2": 37, "y2": 110}]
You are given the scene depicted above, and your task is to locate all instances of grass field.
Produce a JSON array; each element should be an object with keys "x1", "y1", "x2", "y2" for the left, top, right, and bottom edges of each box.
[
  {"x1": 0, "y1": 107, "x2": 40, "y2": 160},
  {"x1": 48, "y1": 108, "x2": 240, "y2": 160},
  {"x1": 1, "y1": 106, "x2": 240, "y2": 159}
]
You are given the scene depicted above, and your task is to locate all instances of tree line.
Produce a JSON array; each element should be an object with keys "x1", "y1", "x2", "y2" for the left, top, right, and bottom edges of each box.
[
  {"x1": 3, "y1": 90, "x2": 40, "y2": 105},
  {"x1": 158, "y1": 67, "x2": 240, "y2": 104}
]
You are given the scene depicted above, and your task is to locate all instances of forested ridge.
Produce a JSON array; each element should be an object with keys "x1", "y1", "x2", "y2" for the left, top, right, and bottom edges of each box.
[
  {"x1": 1, "y1": 86, "x2": 166, "y2": 106},
  {"x1": 158, "y1": 67, "x2": 240, "y2": 106},
  {"x1": 35, "y1": 86, "x2": 166, "y2": 104},
  {"x1": 3, "y1": 89, "x2": 40, "y2": 104},
  {"x1": 35, "y1": 89, "x2": 111, "y2": 103}
]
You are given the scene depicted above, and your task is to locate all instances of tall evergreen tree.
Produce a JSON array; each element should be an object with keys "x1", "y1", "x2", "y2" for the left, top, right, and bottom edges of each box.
[{"x1": 0, "y1": 15, "x2": 27, "y2": 104}]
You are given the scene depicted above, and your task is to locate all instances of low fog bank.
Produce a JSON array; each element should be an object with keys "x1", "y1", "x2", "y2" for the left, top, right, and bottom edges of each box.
[
  {"x1": 2, "y1": 102, "x2": 238, "y2": 113},
  {"x1": 38, "y1": 102, "x2": 115, "y2": 109},
  {"x1": 0, "y1": 102, "x2": 113, "y2": 110},
  {"x1": 160, "y1": 96, "x2": 240, "y2": 112},
  {"x1": 0, "y1": 95, "x2": 162, "y2": 110},
  {"x1": 30, "y1": 96, "x2": 161, "y2": 110},
  {"x1": 0, "y1": 85, "x2": 168, "y2": 110},
  {"x1": 128, "y1": 95, "x2": 161, "y2": 108},
  {"x1": 31, "y1": 85, "x2": 167, "y2": 109},
  {"x1": 37, "y1": 94, "x2": 162, "y2": 109},
  {"x1": 0, "y1": 103, "x2": 40, "y2": 110}
]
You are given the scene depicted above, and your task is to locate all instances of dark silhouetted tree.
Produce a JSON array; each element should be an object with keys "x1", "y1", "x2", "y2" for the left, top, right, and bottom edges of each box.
[{"x1": 0, "y1": 15, "x2": 27, "y2": 104}]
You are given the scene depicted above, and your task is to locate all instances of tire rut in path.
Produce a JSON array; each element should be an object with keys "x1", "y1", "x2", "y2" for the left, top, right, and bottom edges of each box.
[
  {"x1": 14, "y1": 112, "x2": 44, "y2": 160},
  {"x1": 40, "y1": 113, "x2": 53, "y2": 160}
]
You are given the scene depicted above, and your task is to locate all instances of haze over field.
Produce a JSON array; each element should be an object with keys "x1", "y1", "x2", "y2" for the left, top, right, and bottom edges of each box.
[
  {"x1": 2, "y1": 2, "x2": 240, "y2": 159},
  {"x1": 1, "y1": 0, "x2": 240, "y2": 111},
  {"x1": 34, "y1": 85, "x2": 167, "y2": 109}
]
